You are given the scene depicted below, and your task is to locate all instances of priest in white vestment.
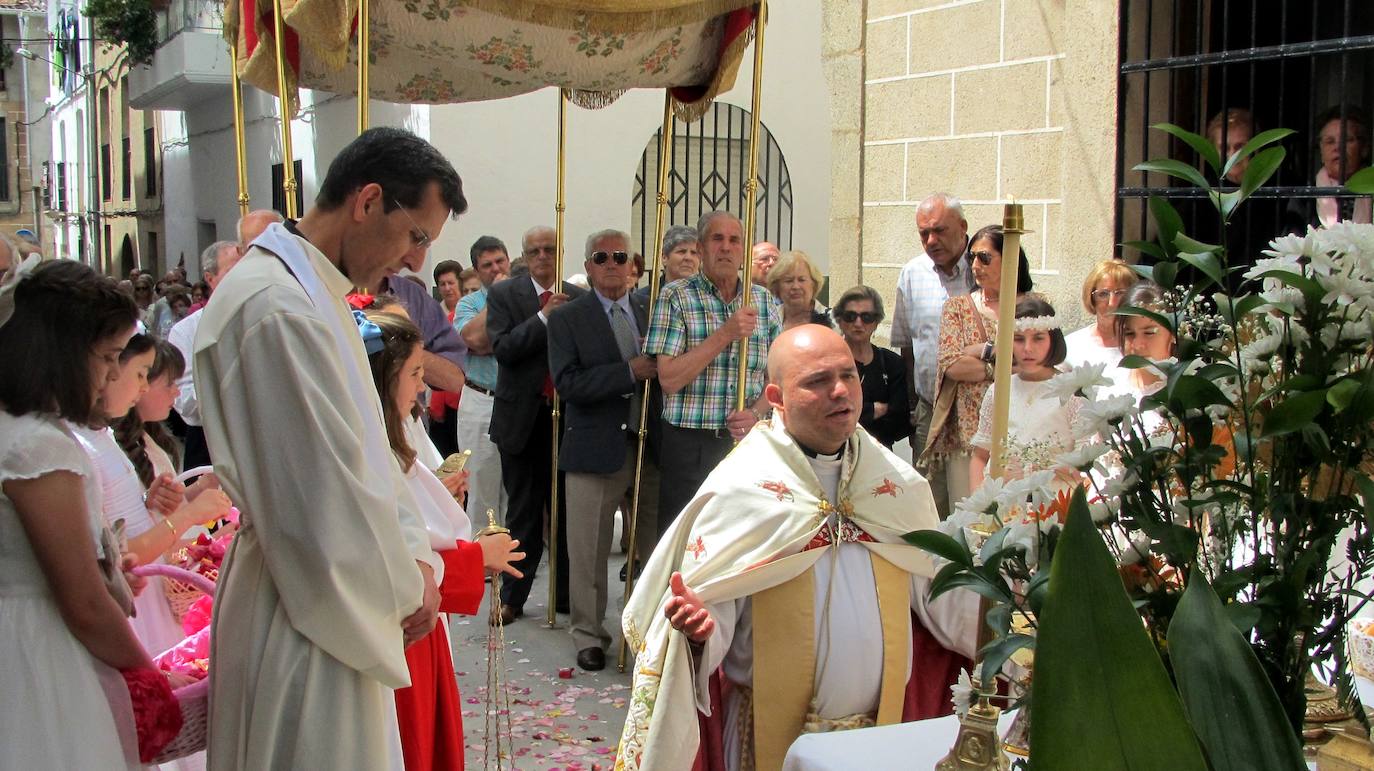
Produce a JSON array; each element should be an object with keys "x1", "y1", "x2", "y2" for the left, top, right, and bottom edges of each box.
[
  {"x1": 617, "y1": 325, "x2": 979, "y2": 771},
  {"x1": 194, "y1": 128, "x2": 469, "y2": 771}
]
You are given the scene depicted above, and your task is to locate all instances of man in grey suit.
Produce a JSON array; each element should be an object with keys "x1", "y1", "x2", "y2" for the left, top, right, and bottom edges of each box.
[
  {"x1": 487, "y1": 225, "x2": 586, "y2": 623},
  {"x1": 548, "y1": 228, "x2": 657, "y2": 671}
]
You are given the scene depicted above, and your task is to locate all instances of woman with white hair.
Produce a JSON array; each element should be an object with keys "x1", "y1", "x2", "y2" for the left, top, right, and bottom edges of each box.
[{"x1": 766, "y1": 249, "x2": 831, "y2": 331}]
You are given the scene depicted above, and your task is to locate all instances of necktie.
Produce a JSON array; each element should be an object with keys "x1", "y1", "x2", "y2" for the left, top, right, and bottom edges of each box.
[
  {"x1": 609, "y1": 304, "x2": 642, "y2": 431},
  {"x1": 540, "y1": 290, "x2": 555, "y2": 399}
]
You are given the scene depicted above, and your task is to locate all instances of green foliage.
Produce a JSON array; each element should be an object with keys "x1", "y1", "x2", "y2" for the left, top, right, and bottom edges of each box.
[
  {"x1": 83, "y1": 0, "x2": 158, "y2": 65},
  {"x1": 1168, "y1": 572, "x2": 1307, "y2": 771},
  {"x1": 1029, "y1": 490, "x2": 1207, "y2": 771}
]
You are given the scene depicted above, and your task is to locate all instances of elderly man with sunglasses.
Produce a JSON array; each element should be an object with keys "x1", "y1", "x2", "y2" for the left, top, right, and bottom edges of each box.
[{"x1": 547, "y1": 228, "x2": 658, "y2": 671}]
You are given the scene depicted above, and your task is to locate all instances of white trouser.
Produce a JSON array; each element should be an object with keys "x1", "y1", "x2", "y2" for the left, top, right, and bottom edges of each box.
[{"x1": 455, "y1": 387, "x2": 507, "y2": 526}]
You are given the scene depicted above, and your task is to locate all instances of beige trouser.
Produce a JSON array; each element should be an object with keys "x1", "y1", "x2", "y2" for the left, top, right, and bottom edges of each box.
[
  {"x1": 455, "y1": 386, "x2": 507, "y2": 525},
  {"x1": 566, "y1": 438, "x2": 645, "y2": 652},
  {"x1": 927, "y1": 451, "x2": 973, "y2": 522}
]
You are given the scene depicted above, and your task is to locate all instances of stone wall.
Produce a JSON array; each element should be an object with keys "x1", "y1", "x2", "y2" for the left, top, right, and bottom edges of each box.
[{"x1": 838, "y1": 0, "x2": 1119, "y2": 335}]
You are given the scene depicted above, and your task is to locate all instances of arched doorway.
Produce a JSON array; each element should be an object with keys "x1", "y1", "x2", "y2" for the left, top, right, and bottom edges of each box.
[
  {"x1": 630, "y1": 102, "x2": 793, "y2": 261},
  {"x1": 117, "y1": 234, "x2": 135, "y2": 279}
]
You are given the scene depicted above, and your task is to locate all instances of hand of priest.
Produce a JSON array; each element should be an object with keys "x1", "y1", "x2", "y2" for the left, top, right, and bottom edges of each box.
[
  {"x1": 402, "y1": 561, "x2": 441, "y2": 649},
  {"x1": 664, "y1": 571, "x2": 715, "y2": 644}
]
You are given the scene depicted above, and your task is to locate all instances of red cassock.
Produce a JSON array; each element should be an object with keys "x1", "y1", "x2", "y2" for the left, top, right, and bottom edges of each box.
[
  {"x1": 690, "y1": 612, "x2": 970, "y2": 771},
  {"x1": 394, "y1": 541, "x2": 486, "y2": 771}
]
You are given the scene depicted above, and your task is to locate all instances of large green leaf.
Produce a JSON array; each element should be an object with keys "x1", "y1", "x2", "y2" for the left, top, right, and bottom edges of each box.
[
  {"x1": 1154, "y1": 122, "x2": 1223, "y2": 174},
  {"x1": 1236, "y1": 146, "x2": 1287, "y2": 208},
  {"x1": 1221, "y1": 128, "x2": 1296, "y2": 182},
  {"x1": 1168, "y1": 572, "x2": 1306, "y2": 771},
  {"x1": 1029, "y1": 489, "x2": 1208, "y2": 770},
  {"x1": 1258, "y1": 389, "x2": 1327, "y2": 438},
  {"x1": 1150, "y1": 197, "x2": 1186, "y2": 259},
  {"x1": 1349, "y1": 166, "x2": 1374, "y2": 194},
  {"x1": 1135, "y1": 159, "x2": 1213, "y2": 192}
]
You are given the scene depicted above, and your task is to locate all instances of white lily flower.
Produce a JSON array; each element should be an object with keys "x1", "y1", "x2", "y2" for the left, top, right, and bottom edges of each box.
[
  {"x1": 1088, "y1": 496, "x2": 1118, "y2": 524},
  {"x1": 1057, "y1": 442, "x2": 1109, "y2": 472},
  {"x1": 1004, "y1": 516, "x2": 1041, "y2": 569},
  {"x1": 1074, "y1": 395, "x2": 1139, "y2": 436},
  {"x1": 951, "y1": 669, "x2": 975, "y2": 718},
  {"x1": 1261, "y1": 230, "x2": 1320, "y2": 263},
  {"x1": 956, "y1": 476, "x2": 1008, "y2": 519},
  {"x1": 1044, "y1": 363, "x2": 1113, "y2": 404},
  {"x1": 1118, "y1": 533, "x2": 1153, "y2": 566}
]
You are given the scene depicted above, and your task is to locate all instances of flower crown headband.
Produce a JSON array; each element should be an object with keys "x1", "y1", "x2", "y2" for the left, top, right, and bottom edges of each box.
[
  {"x1": 1014, "y1": 314, "x2": 1061, "y2": 332},
  {"x1": 352, "y1": 309, "x2": 385, "y2": 355}
]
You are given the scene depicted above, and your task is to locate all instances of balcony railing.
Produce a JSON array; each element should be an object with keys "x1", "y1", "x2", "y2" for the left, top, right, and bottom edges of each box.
[{"x1": 153, "y1": 0, "x2": 224, "y2": 45}]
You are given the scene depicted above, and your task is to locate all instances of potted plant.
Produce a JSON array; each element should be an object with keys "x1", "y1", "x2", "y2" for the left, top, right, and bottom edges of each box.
[{"x1": 908, "y1": 124, "x2": 1374, "y2": 767}]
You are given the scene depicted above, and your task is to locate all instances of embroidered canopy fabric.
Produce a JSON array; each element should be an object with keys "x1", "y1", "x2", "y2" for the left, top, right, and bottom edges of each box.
[{"x1": 225, "y1": 0, "x2": 757, "y2": 119}]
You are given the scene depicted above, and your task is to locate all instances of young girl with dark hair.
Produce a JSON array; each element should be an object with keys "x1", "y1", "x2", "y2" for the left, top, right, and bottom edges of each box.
[
  {"x1": 0, "y1": 260, "x2": 178, "y2": 769},
  {"x1": 969, "y1": 296, "x2": 1084, "y2": 489},
  {"x1": 75, "y1": 334, "x2": 231, "y2": 668},
  {"x1": 361, "y1": 310, "x2": 523, "y2": 771}
]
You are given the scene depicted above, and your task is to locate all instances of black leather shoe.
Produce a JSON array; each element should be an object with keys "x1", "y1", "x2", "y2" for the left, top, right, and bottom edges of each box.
[
  {"x1": 491, "y1": 604, "x2": 522, "y2": 626},
  {"x1": 577, "y1": 646, "x2": 606, "y2": 671},
  {"x1": 619, "y1": 561, "x2": 642, "y2": 582}
]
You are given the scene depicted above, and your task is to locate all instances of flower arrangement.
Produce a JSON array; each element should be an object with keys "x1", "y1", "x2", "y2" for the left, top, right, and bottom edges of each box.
[{"x1": 907, "y1": 124, "x2": 1374, "y2": 767}]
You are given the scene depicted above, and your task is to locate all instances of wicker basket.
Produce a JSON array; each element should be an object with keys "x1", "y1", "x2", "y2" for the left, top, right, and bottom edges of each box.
[
  {"x1": 162, "y1": 554, "x2": 217, "y2": 621},
  {"x1": 133, "y1": 563, "x2": 214, "y2": 762}
]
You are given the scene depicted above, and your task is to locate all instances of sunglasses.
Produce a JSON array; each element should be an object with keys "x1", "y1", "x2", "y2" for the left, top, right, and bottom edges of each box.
[
  {"x1": 837, "y1": 310, "x2": 881, "y2": 324},
  {"x1": 970, "y1": 250, "x2": 997, "y2": 265},
  {"x1": 592, "y1": 250, "x2": 630, "y2": 266}
]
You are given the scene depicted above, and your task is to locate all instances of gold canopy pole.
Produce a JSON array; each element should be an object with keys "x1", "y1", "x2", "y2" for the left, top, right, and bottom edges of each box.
[
  {"x1": 936, "y1": 202, "x2": 1025, "y2": 771},
  {"x1": 356, "y1": 0, "x2": 370, "y2": 132},
  {"x1": 733, "y1": 0, "x2": 767, "y2": 414},
  {"x1": 270, "y1": 0, "x2": 299, "y2": 219},
  {"x1": 546, "y1": 88, "x2": 570, "y2": 629},
  {"x1": 617, "y1": 91, "x2": 675, "y2": 673},
  {"x1": 230, "y1": 40, "x2": 250, "y2": 217},
  {"x1": 987, "y1": 202, "x2": 1026, "y2": 480}
]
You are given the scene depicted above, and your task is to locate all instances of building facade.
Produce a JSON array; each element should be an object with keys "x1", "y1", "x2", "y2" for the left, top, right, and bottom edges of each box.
[{"x1": 0, "y1": 3, "x2": 49, "y2": 251}]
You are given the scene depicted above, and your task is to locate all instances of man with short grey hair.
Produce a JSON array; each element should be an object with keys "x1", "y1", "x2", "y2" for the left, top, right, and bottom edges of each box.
[
  {"x1": 644, "y1": 210, "x2": 781, "y2": 534},
  {"x1": 549, "y1": 227, "x2": 657, "y2": 670},
  {"x1": 889, "y1": 192, "x2": 973, "y2": 518},
  {"x1": 170, "y1": 239, "x2": 244, "y2": 468}
]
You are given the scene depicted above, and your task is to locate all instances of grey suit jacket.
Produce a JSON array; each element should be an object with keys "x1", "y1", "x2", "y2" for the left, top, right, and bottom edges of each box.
[{"x1": 547, "y1": 289, "x2": 651, "y2": 474}]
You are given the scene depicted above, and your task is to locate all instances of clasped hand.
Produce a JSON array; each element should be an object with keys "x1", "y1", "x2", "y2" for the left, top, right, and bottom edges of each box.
[{"x1": 663, "y1": 571, "x2": 714, "y2": 644}]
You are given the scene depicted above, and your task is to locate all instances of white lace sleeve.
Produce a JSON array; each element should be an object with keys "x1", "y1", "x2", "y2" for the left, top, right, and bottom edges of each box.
[
  {"x1": 970, "y1": 384, "x2": 995, "y2": 451},
  {"x1": 0, "y1": 415, "x2": 91, "y2": 484},
  {"x1": 1065, "y1": 395, "x2": 1087, "y2": 449}
]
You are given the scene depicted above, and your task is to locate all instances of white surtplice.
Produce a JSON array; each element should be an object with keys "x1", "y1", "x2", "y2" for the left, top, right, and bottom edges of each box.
[{"x1": 195, "y1": 224, "x2": 435, "y2": 771}]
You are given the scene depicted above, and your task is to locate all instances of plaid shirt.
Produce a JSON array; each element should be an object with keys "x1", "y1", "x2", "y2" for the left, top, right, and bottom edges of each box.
[
  {"x1": 889, "y1": 250, "x2": 973, "y2": 404},
  {"x1": 645, "y1": 273, "x2": 781, "y2": 429}
]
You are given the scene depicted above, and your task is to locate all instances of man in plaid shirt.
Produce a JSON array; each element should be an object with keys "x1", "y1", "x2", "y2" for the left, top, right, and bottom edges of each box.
[{"x1": 645, "y1": 211, "x2": 781, "y2": 527}]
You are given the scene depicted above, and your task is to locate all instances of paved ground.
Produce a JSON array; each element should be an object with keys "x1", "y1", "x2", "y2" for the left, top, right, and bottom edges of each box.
[{"x1": 449, "y1": 515, "x2": 636, "y2": 770}]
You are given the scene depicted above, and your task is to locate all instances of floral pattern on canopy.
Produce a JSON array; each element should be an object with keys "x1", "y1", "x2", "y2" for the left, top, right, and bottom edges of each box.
[{"x1": 225, "y1": 0, "x2": 757, "y2": 120}]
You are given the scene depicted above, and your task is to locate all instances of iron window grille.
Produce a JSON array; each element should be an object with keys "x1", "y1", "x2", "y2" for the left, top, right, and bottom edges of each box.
[{"x1": 1116, "y1": 0, "x2": 1374, "y2": 273}]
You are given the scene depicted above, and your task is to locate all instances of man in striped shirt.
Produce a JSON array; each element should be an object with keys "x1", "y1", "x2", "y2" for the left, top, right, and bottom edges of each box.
[{"x1": 645, "y1": 211, "x2": 782, "y2": 529}]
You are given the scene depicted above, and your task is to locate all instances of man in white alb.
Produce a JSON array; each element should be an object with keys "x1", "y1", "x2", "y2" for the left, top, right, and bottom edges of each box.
[{"x1": 195, "y1": 128, "x2": 466, "y2": 770}]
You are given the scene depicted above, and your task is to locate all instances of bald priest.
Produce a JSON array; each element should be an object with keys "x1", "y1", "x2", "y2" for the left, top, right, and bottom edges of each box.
[{"x1": 616, "y1": 325, "x2": 979, "y2": 771}]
